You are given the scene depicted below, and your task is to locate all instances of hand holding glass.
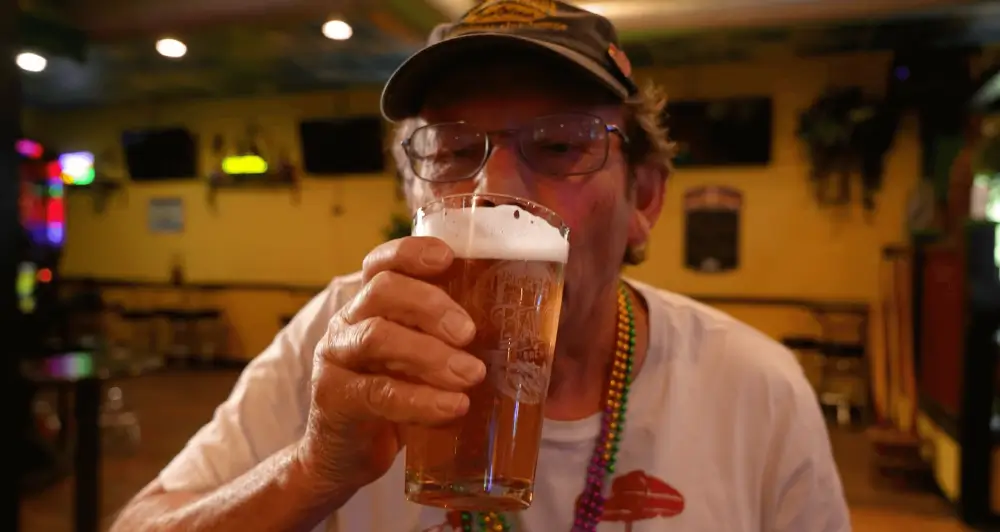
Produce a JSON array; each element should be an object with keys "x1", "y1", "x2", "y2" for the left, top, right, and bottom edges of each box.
[{"x1": 404, "y1": 193, "x2": 570, "y2": 512}]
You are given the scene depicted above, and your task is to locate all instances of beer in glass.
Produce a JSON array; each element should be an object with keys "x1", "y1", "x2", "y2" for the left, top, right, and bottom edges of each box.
[{"x1": 405, "y1": 193, "x2": 570, "y2": 512}]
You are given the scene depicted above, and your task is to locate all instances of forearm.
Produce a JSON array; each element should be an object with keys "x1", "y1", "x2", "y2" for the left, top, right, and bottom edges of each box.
[{"x1": 111, "y1": 443, "x2": 352, "y2": 532}]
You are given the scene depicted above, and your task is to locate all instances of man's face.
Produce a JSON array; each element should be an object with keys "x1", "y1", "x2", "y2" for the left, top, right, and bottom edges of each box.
[{"x1": 403, "y1": 59, "x2": 662, "y2": 321}]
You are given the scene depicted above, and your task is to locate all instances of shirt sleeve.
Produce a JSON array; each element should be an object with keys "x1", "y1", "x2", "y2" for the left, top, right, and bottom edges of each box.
[
  {"x1": 157, "y1": 286, "x2": 337, "y2": 493},
  {"x1": 763, "y1": 372, "x2": 851, "y2": 532}
]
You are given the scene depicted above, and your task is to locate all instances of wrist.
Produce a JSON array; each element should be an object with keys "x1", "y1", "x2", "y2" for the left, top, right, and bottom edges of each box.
[{"x1": 291, "y1": 437, "x2": 358, "y2": 510}]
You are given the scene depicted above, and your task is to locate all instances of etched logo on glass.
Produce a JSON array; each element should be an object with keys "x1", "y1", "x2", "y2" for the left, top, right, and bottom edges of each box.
[{"x1": 472, "y1": 260, "x2": 558, "y2": 404}]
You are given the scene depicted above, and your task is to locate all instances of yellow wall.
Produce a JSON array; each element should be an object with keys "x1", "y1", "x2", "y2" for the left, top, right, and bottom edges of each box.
[{"x1": 27, "y1": 51, "x2": 918, "y2": 358}]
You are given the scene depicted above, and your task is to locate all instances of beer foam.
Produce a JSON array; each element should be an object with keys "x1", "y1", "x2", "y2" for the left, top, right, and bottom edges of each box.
[{"x1": 414, "y1": 204, "x2": 569, "y2": 263}]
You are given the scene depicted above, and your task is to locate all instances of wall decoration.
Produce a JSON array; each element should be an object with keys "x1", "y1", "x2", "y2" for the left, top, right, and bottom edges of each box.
[
  {"x1": 683, "y1": 186, "x2": 743, "y2": 273},
  {"x1": 205, "y1": 124, "x2": 300, "y2": 208},
  {"x1": 797, "y1": 86, "x2": 901, "y2": 211},
  {"x1": 148, "y1": 197, "x2": 184, "y2": 234},
  {"x1": 383, "y1": 212, "x2": 411, "y2": 241}
]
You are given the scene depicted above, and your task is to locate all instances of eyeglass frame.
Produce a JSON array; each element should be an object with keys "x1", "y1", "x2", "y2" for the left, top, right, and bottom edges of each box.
[{"x1": 400, "y1": 113, "x2": 631, "y2": 184}]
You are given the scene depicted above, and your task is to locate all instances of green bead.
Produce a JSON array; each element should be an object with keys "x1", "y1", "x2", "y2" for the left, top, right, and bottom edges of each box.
[{"x1": 608, "y1": 463, "x2": 616, "y2": 473}]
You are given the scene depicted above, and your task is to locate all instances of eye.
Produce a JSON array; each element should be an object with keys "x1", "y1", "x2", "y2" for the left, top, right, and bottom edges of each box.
[{"x1": 533, "y1": 141, "x2": 588, "y2": 154}]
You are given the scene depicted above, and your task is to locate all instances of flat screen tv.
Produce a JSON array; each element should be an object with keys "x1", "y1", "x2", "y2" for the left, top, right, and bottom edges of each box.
[
  {"x1": 122, "y1": 127, "x2": 198, "y2": 181},
  {"x1": 299, "y1": 116, "x2": 385, "y2": 176},
  {"x1": 664, "y1": 97, "x2": 773, "y2": 168}
]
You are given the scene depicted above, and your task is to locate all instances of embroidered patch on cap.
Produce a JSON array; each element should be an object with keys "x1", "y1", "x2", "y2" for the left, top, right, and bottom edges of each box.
[{"x1": 608, "y1": 44, "x2": 632, "y2": 78}]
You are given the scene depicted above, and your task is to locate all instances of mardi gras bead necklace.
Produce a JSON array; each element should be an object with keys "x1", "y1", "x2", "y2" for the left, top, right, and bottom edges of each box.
[{"x1": 459, "y1": 282, "x2": 636, "y2": 532}]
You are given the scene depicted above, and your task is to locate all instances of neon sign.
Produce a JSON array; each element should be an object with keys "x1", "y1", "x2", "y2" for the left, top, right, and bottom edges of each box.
[
  {"x1": 221, "y1": 154, "x2": 268, "y2": 175},
  {"x1": 16, "y1": 139, "x2": 43, "y2": 159},
  {"x1": 58, "y1": 151, "x2": 96, "y2": 185}
]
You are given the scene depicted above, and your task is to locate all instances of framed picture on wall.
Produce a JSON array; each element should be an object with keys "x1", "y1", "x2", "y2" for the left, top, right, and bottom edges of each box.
[
  {"x1": 148, "y1": 197, "x2": 184, "y2": 234},
  {"x1": 683, "y1": 186, "x2": 743, "y2": 273}
]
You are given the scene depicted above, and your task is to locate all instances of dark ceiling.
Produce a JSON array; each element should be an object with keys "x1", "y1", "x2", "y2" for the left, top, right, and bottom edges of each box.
[
  {"x1": 21, "y1": 18, "x2": 417, "y2": 108},
  {"x1": 17, "y1": 0, "x2": 1000, "y2": 109}
]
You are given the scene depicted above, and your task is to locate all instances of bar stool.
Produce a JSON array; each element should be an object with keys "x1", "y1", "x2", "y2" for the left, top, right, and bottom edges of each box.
[
  {"x1": 163, "y1": 310, "x2": 197, "y2": 367},
  {"x1": 818, "y1": 342, "x2": 868, "y2": 426},
  {"x1": 190, "y1": 308, "x2": 224, "y2": 364},
  {"x1": 100, "y1": 386, "x2": 141, "y2": 455},
  {"x1": 781, "y1": 336, "x2": 824, "y2": 390},
  {"x1": 119, "y1": 308, "x2": 159, "y2": 356}
]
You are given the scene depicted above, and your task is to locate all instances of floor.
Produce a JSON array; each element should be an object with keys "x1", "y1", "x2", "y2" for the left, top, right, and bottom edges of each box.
[{"x1": 17, "y1": 371, "x2": 976, "y2": 531}]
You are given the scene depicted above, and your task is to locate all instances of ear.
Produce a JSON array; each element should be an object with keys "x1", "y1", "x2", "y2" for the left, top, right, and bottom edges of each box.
[{"x1": 627, "y1": 162, "x2": 666, "y2": 249}]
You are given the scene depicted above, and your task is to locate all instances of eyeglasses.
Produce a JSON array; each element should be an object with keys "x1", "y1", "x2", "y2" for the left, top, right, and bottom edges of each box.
[{"x1": 402, "y1": 113, "x2": 630, "y2": 183}]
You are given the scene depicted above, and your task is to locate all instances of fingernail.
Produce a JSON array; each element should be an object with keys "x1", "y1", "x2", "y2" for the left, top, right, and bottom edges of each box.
[
  {"x1": 421, "y1": 246, "x2": 450, "y2": 266},
  {"x1": 438, "y1": 393, "x2": 469, "y2": 414},
  {"x1": 441, "y1": 310, "x2": 475, "y2": 343},
  {"x1": 448, "y1": 355, "x2": 486, "y2": 384}
]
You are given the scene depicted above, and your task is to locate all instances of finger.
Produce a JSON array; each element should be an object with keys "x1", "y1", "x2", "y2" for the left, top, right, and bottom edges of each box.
[
  {"x1": 343, "y1": 373, "x2": 470, "y2": 425},
  {"x1": 327, "y1": 316, "x2": 485, "y2": 390},
  {"x1": 345, "y1": 271, "x2": 475, "y2": 346},
  {"x1": 362, "y1": 236, "x2": 454, "y2": 284}
]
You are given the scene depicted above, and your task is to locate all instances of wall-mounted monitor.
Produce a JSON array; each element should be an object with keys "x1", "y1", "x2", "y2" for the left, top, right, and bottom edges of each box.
[
  {"x1": 664, "y1": 97, "x2": 773, "y2": 168},
  {"x1": 299, "y1": 116, "x2": 385, "y2": 176},
  {"x1": 122, "y1": 127, "x2": 198, "y2": 181}
]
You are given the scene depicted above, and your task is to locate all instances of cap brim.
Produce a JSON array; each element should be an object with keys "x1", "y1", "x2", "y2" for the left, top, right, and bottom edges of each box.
[{"x1": 380, "y1": 32, "x2": 630, "y2": 122}]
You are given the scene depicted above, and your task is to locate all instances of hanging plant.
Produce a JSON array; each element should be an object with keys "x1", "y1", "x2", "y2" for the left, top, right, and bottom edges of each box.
[
  {"x1": 384, "y1": 212, "x2": 412, "y2": 241},
  {"x1": 972, "y1": 118, "x2": 1000, "y2": 176},
  {"x1": 797, "y1": 87, "x2": 901, "y2": 211}
]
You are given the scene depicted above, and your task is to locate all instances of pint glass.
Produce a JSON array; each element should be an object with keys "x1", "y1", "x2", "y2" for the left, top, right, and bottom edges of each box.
[{"x1": 405, "y1": 193, "x2": 570, "y2": 512}]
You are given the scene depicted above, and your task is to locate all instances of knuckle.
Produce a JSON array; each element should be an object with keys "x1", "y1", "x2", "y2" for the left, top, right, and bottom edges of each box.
[
  {"x1": 339, "y1": 375, "x2": 368, "y2": 415},
  {"x1": 367, "y1": 270, "x2": 398, "y2": 297},
  {"x1": 319, "y1": 317, "x2": 350, "y2": 363},
  {"x1": 354, "y1": 316, "x2": 390, "y2": 355},
  {"x1": 362, "y1": 241, "x2": 395, "y2": 275},
  {"x1": 365, "y1": 375, "x2": 397, "y2": 411}
]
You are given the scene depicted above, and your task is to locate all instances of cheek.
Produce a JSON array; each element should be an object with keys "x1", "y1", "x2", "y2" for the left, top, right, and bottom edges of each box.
[{"x1": 543, "y1": 179, "x2": 629, "y2": 256}]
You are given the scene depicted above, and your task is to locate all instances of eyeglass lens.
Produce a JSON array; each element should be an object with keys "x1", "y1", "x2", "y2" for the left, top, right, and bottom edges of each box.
[{"x1": 407, "y1": 114, "x2": 610, "y2": 182}]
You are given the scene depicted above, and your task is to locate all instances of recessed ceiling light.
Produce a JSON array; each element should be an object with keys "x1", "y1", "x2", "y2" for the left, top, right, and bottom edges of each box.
[
  {"x1": 322, "y1": 19, "x2": 353, "y2": 41},
  {"x1": 16, "y1": 52, "x2": 47, "y2": 73},
  {"x1": 578, "y1": 3, "x2": 606, "y2": 16},
  {"x1": 156, "y1": 38, "x2": 187, "y2": 59}
]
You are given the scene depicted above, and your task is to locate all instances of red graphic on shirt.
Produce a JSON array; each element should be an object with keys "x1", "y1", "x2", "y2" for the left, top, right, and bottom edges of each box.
[
  {"x1": 602, "y1": 470, "x2": 685, "y2": 531},
  {"x1": 421, "y1": 510, "x2": 463, "y2": 532}
]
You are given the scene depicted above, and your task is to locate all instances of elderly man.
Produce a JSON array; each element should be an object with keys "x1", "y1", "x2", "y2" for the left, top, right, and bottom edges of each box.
[{"x1": 111, "y1": 1, "x2": 850, "y2": 531}]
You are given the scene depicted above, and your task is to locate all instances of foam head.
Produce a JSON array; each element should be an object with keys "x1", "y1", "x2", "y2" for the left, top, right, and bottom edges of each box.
[{"x1": 414, "y1": 204, "x2": 569, "y2": 263}]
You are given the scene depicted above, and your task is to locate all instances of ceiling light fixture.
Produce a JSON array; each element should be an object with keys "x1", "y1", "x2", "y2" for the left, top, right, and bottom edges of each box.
[
  {"x1": 577, "y1": 3, "x2": 606, "y2": 16},
  {"x1": 322, "y1": 19, "x2": 353, "y2": 41},
  {"x1": 16, "y1": 52, "x2": 47, "y2": 73},
  {"x1": 156, "y1": 38, "x2": 187, "y2": 59}
]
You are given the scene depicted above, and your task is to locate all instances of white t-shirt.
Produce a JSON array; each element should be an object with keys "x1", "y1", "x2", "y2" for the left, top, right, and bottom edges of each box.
[{"x1": 158, "y1": 274, "x2": 850, "y2": 532}]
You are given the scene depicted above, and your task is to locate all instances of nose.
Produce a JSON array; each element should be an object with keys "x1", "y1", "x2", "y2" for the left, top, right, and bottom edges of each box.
[{"x1": 473, "y1": 138, "x2": 533, "y2": 199}]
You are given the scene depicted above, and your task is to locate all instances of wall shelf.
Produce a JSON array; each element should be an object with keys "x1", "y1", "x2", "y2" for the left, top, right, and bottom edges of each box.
[{"x1": 65, "y1": 179, "x2": 125, "y2": 213}]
